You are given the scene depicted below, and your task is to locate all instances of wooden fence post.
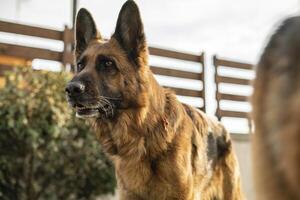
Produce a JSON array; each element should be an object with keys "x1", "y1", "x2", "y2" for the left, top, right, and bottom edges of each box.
[
  {"x1": 213, "y1": 55, "x2": 221, "y2": 120},
  {"x1": 200, "y1": 52, "x2": 206, "y2": 112},
  {"x1": 62, "y1": 25, "x2": 74, "y2": 71}
]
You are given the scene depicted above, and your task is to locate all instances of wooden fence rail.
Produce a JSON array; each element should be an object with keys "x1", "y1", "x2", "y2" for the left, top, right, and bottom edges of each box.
[{"x1": 0, "y1": 21, "x2": 74, "y2": 65}]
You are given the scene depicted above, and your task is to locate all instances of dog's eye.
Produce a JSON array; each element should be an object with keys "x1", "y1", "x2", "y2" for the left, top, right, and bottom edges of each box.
[
  {"x1": 96, "y1": 58, "x2": 117, "y2": 74},
  {"x1": 77, "y1": 61, "x2": 85, "y2": 72},
  {"x1": 100, "y1": 59, "x2": 114, "y2": 69},
  {"x1": 104, "y1": 60, "x2": 113, "y2": 67}
]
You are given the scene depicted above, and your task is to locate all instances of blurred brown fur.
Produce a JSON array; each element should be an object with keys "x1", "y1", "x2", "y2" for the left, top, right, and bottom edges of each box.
[
  {"x1": 252, "y1": 16, "x2": 300, "y2": 200},
  {"x1": 68, "y1": 1, "x2": 244, "y2": 199}
]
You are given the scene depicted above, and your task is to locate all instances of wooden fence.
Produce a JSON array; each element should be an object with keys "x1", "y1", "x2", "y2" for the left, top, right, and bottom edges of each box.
[
  {"x1": 0, "y1": 20, "x2": 258, "y2": 138},
  {"x1": 0, "y1": 20, "x2": 206, "y2": 111},
  {"x1": 0, "y1": 21, "x2": 74, "y2": 66},
  {"x1": 213, "y1": 55, "x2": 254, "y2": 136},
  {"x1": 149, "y1": 48, "x2": 205, "y2": 111}
]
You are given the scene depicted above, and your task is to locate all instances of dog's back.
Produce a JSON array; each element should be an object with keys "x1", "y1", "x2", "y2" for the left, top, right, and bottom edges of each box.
[{"x1": 252, "y1": 16, "x2": 300, "y2": 200}]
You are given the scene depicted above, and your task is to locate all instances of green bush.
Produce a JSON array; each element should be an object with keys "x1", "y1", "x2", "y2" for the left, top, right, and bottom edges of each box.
[{"x1": 0, "y1": 68, "x2": 116, "y2": 200}]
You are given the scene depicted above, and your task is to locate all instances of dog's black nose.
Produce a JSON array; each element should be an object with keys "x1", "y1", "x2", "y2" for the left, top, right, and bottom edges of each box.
[{"x1": 65, "y1": 82, "x2": 85, "y2": 96}]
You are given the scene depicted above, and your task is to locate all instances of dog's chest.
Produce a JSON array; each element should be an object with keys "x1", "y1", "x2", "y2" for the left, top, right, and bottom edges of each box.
[{"x1": 115, "y1": 158, "x2": 178, "y2": 199}]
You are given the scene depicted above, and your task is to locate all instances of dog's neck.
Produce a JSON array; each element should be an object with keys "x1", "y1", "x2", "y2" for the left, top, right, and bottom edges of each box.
[{"x1": 94, "y1": 67, "x2": 182, "y2": 160}]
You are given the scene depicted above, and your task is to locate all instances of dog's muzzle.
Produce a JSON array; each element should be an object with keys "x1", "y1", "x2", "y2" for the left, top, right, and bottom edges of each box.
[
  {"x1": 65, "y1": 82, "x2": 99, "y2": 118},
  {"x1": 65, "y1": 81, "x2": 117, "y2": 119}
]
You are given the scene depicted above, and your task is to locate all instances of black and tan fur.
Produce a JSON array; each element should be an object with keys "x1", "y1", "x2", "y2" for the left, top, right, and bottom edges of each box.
[
  {"x1": 252, "y1": 16, "x2": 300, "y2": 200},
  {"x1": 66, "y1": 1, "x2": 244, "y2": 199}
]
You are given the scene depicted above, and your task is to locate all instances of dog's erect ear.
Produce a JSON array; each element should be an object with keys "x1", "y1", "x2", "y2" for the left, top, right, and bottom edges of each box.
[
  {"x1": 112, "y1": 0, "x2": 147, "y2": 66},
  {"x1": 75, "y1": 8, "x2": 101, "y2": 58}
]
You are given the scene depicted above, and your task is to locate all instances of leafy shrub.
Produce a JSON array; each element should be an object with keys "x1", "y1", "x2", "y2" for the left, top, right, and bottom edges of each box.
[{"x1": 0, "y1": 68, "x2": 116, "y2": 200}]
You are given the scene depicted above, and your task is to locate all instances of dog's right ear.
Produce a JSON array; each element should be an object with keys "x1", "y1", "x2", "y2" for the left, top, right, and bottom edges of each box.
[
  {"x1": 75, "y1": 8, "x2": 101, "y2": 59},
  {"x1": 112, "y1": 0, "x2": 146, "y2": 66}
]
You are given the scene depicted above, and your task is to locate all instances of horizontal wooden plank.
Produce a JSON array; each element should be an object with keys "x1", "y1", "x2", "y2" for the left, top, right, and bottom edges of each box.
[
  {"x1": 214, "y1": 56, "x2": 253, "y2": 70},
  {"x1": 0, "y1": 21, "x2": 63, "y2": 40},
  {"x1": 0, "y1": 64, "x2": 12, "y2": 76},
  {"x1": 149, "y1": 47, "x2": 203, "y2": 62},
  {"x1": 150, "y1": 65, "x2": 202, "y2": 80},
  {"x1": 195, "y1": 106, "x2": 204, "y2": 110},
  {"x1": 216, "y1": 76, "x2": 251, "y2": 85},
  {"x1": 63, "y1": 50, "x2": 203, "y2": 68},
  {"x1": 230, "y1": 133, "x2": 250, "y2": 141},
  {"x1": 219, "y1": 93, "x2": 249, "y2": 102},
  {"x1": 164, "y1": 86, "x2": 203, "y2": 97},
  {"x1": 219, "y1": 110, "x2": 250, "y2": 119},
  {"x1": 55, "y1": 48, "x2": 204, "y2": 68},
  {"x1": 0, "y1": 43, "x2": 62, "y2": 62},
  {"x1": 0, "y1": 64, "x2": 13, "y2": 70},
  {"x1": 0, "y1": 55, "x2": 30, "y2": 66}
]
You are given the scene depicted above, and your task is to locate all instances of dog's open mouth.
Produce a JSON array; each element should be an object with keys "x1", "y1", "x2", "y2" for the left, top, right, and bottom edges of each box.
[
  {"x1": 74, "y1": 103, "x2": 115, "y2": 119},
  {"x1": 76, "y1": 106, "x2": 100, "y2": 118}
]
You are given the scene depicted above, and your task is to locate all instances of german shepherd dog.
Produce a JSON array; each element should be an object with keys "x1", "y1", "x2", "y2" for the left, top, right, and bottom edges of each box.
[
  {"x1": 252, "y1": 16, "x2": 300, "y2": 200},
  {"x1": 65, "y1": 1, "x2": 244, "y2": 199}
]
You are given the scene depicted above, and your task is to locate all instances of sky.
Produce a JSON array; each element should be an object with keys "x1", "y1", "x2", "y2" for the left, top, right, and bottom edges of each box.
[
  {"x1": 0, "y1": 0, "x2": 299, "y2": 132},
  {"x1": 1, "y1": 0, "x2": 299, "y2": 61}
]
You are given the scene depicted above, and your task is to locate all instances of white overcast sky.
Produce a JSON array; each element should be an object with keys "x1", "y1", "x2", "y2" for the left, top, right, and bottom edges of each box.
[
  {"x1": 0, "y1": 0, "x2": 299, "y2": 132},
  {"x1": 1, "y1": 0, "x2": 299, "y2": 61}
]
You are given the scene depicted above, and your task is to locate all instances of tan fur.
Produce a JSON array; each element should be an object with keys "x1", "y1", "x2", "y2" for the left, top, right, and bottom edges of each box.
[
  {"x1": 67, "y1": 1, "x2": 244, "y2": 199},
  {"x1": 252, "y1": 16, "x2": 300, "y2": 200},
  {"x1": 94, "y1": 85, "x2": 244, "y2": 200}
]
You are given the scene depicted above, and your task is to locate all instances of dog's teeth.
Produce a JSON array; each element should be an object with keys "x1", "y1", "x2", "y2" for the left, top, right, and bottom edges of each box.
[{"x1": 76, "y1": 106, "x2": 98, "y2": 110}]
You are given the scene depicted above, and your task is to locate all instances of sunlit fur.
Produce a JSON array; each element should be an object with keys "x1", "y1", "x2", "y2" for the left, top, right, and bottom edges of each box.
[
  {"x1": 252, "y1": 16, "x2": 300, "y2": 200},
  {"x1": 69, "y1": 1, "x2": 245, "y2": 199}
]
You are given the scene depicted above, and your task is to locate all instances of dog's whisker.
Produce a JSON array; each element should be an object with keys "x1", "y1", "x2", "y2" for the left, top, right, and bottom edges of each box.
[
  {"x1": 95, "y1": 98, "x2": 114, "y2": 118},
  {"x1": 98, "y1": 96, "x2": 121, "y2": 100},
  {"x1": 99, "y1": 98, "x2": 114, "y2": 111}
]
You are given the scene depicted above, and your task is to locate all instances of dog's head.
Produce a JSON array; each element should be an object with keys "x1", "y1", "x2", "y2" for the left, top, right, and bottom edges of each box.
[{"x1": 66, "y1": 0, "x2": 148, "y2": 119}]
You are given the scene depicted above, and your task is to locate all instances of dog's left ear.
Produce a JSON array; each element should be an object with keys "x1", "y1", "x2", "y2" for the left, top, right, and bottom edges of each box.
[
  {"x1": 75, "y1": 8, "x2": 102, "y2": 59},
  {"x1": 112, "y1": 0, "x2": 147, "y2": 66}
]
